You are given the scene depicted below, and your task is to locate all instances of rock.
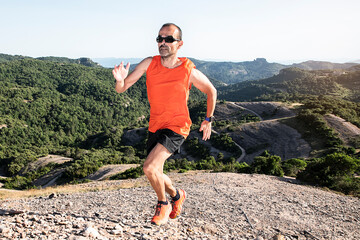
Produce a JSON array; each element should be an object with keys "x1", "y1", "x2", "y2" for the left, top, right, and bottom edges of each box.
[
  {"x1": 82, "y1": 227, "x2": 101, "y2": 238},
  {"x1": 69, "y1": 235, "x2": 88, "y2": 240},
  {"x1": 0, "y1": 209, "x2": 24, "y2": 216},
  {"x1": 273, "y1": 234, "x2": 286, "y2": 240},
  {"x1": 0, "y1": 225, "x2": 11, "y2": 233},
  {"x1": 15, "y1": 217, "x2": 23, "y2": 223},
  {"x1": 110, "y1": 229, "x2": 123, "y2": 235},
  {"x1": 141, "y1": 233, "x2": 152, "y2": 240},
  {"x1": 57, "y1": 221, "x2": 68, "y2": 225},
  {"x1": 114, "y1": 224, "x2": 123, "y2": 230},
  {"x1": 49, "y1": 193, "x2": 56, "y2": 199}
]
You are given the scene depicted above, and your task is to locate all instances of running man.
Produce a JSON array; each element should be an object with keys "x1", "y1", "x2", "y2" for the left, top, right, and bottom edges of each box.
[{"x1": 113, "y1": 23, "x2": 217, "y2": 225}]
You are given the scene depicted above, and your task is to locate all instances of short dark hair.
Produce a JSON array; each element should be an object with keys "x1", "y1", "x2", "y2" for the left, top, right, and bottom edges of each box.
[{"x1": 161, "y1": 23, "x2": 182, "y2": 40}]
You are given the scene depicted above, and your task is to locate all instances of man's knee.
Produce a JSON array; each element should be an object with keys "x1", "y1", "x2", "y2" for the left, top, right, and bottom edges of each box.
[{"x1": 143, "y1": 163, "x2": 156, "y2": 176}]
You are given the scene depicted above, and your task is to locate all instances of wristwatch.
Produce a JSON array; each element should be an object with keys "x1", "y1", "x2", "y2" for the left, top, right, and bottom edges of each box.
[{"x1": 205, "y1": 116, "x2": 215, "y2": 122}]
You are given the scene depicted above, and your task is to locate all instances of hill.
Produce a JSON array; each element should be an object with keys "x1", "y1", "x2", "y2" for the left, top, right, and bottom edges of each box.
[
  {"x1": 1, "y1": 172, "x2": 359, "y2": 239},
  {"x1": 190, "y1": 58, "x2": 286, "y2": 84},
  {"x1": 0, "y1": 53, "x2": 101, "y2": 68},
  {"x1": 37, "y1": 56, "x2": 102, "y2": 68},
  {"x1": 0, "y1": 53, "x2": 31, "y2": 63},
  {"x1": 291, "y1": 60, "x2": 358, "y2": 70},
  {"x1": 218, "y1": 67, "x2": 360, "y2": 102},
  {"x1": 194, "y1": 59, "x2": 358, "y2": 84}
]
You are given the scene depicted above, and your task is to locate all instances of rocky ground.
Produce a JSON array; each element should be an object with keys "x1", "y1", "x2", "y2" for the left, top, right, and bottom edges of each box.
[
  {"x1": 213, "y1": 101, "x2": 311, "y2": 163},
  {"x1": 230, "y1": 121, "x2": 311, "y2": 163},
  {"x1": 324, "y1": 114, "x2": 360, "y2": 147},
  {"x1": 1, "y1": 171, "x2": 359, "y2": 239}
]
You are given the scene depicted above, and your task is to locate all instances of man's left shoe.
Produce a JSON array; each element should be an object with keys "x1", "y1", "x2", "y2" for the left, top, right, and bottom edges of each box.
[{"x1": 169, "y1": 189, "x2": 187, "y2": 219}]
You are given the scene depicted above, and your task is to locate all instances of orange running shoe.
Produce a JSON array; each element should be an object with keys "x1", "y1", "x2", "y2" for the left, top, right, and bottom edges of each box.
[
  {"x1": 151, "y1": 201, "x2": 172, "y2": 225},
  {"x1": 169, "y1": 189, "x2": 186, "y2": 219}
]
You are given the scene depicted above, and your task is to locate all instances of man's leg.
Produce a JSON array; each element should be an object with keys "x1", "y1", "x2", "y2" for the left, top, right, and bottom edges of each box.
[
  {"x1": 144, "y1": 143, "x2": 177, "y2": 225},
  {"x1": 163, "y1": 174, "x2": 177, "y2": 197},
  {"x1": 143, "y1": 143, "x2": 173, "y2": 201}
]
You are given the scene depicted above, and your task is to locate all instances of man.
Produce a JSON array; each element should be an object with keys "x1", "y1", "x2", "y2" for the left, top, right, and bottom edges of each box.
[{"x1": 113, "y1": 23, "x2": 217, "y2": 226}]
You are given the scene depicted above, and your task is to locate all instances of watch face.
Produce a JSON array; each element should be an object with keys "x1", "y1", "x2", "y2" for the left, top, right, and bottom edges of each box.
[{"x1": 206, "y1": 116, "x2": 215, "y2": 122}]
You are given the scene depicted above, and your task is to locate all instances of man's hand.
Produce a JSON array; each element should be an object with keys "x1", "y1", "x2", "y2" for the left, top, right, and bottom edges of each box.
[
  {"x1": 112, "y1": 62, "x2": 130, "y2": 82},
  {"x1": 199, "y1": 120, "x2": 212, "y2": 141}
]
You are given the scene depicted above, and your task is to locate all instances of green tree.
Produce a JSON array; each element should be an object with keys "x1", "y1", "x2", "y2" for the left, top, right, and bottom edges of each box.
[
  {"x1": 298, "y1": 153, "x2": 360, "y2": 196},
  {"x1": 252, "y1": 153, "x2": 284, "y2": 177},
  {"x1": 282, "y1": 158, "x2": 307, "y2": 177}
]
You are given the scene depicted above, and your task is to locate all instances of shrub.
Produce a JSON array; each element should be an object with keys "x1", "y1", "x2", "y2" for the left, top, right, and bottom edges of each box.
[
  {"x1": 195, "y1": 156, "x2": 218, "y2": 170},
  {"x1": 251, "y1": 153, "x2": 284, "y2": 177},
  {"x1": 298, "y1": 153, "x2": 360, "y2": 196},
  {"x1": 3, "y1": 176, "x2": 33, "y2": 189},
  {"x1": 282, "y1": 158, "x2": 307, "y2": 177},
  {"x1": 211, "y1": 133, "x2": 241, "y2": 156},
  {"x1": 63, "y1": 156, "x2": 103, "y2": 180},
  {"x1": 164, "y1": 158, "x2": 196, "y2": 172},
  {"x1": 110, "y1": 166, "x2": 144, "y2": 180},
  {"x1": 7, "y1": 152, "x2": 37, "y2": 176},
  {"x1": 184, "y1": 137, "x2": 210, "y2": 159},
  {"x1": 221, "y1": 162, "x2": 251, "y2": 173},
  {"x1": 235, "y1": 162, "x2": 251, "y2": 173}
]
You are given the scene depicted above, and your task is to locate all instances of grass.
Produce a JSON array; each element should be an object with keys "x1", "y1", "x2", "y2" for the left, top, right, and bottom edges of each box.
[
  {"x1": 0, "y1": 170, "x2": 209, "y2": 200},
  {"x1": 0, "y1": 176, "x2": 150, "y2": 200}
]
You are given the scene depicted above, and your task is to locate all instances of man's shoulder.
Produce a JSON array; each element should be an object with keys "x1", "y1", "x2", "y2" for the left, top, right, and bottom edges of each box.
[
  {"x1": 142, "y1": 56, "x2": 154, "y2": 64},
  {"x1": 136, "y1": 57, "x2": 153, "y2": 71}
]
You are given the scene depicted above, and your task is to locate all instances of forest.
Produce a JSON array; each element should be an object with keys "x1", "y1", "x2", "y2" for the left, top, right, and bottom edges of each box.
[{"x1": 0, "y1": 54, "x2": 359, "y2": 197}]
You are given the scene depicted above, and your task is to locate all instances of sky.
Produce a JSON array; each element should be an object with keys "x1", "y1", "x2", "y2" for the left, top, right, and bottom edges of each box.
[{"x1": 1, "y1": 0, "x2": 359, "y2": 64}]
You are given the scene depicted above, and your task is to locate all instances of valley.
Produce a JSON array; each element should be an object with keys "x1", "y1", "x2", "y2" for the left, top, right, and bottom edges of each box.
[{"x1": 0, "y1": 53, "x2": 359, "y2": 239}]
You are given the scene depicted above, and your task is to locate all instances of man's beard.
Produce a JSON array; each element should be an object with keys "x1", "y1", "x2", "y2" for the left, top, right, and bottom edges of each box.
[{"x1": 159, "y1": 45, "x2": 173, "y2": 58}]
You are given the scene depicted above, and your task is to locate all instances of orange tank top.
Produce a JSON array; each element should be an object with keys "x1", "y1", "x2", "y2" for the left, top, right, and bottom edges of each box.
[{"x1": 146, "y1": 55, "x2": 195, "y2": 137}]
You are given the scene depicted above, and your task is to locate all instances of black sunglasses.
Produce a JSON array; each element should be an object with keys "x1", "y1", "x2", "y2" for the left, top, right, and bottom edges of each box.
[{"x1": 156, "y1": 35, "x2": 181, "y2": 43}]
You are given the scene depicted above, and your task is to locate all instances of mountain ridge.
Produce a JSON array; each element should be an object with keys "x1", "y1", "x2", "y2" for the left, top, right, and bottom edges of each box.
[
  {"x1": 2, "y1": 53, "x2": 358, "y2": 85},
  {"x1": 218, "y1": 67, "x2": 360, "y2": 102}
]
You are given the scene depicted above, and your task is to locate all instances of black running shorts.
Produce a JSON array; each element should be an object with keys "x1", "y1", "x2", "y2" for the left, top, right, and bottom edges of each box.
[{"x1": 146, "y1": 129, "x2": 185, "y2": 155}]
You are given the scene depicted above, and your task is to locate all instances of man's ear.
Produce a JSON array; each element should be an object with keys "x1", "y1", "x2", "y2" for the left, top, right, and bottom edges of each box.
[{"x1": 178, "y1": 40, "x2": 184, "y2": 49}]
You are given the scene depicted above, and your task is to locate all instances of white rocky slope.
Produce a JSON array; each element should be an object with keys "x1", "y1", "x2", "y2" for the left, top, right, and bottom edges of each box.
[{"x1": 1, "y1": 171, "x2": 359, "y2": 239}]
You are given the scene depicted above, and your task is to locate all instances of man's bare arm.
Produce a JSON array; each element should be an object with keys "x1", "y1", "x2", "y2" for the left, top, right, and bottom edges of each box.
[
  {"x1": 190, "y1": 68, "x2": 217, "y2": 141},
  {"x1": 113, "y1": 57, "x2": 152, "y2": 93}
]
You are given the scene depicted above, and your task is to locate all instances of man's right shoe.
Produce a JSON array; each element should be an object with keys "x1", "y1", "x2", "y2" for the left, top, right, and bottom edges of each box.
[
  {"x1": 170, "y1": 189, "x2": 186, "y2": 219},
  {"x1": 151, "y1": 201, "x2": 172, "y2": 226}
]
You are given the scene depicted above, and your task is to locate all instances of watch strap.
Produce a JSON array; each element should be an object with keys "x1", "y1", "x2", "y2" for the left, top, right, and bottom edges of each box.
[{"x1": 205, "y1": 116, "x2": 214, "y2": 122}]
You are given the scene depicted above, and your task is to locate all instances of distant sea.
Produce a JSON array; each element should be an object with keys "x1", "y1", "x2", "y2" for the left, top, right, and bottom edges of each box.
[{"x1": 92, "y1": 58, "x2": 142, "y2": 68}]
